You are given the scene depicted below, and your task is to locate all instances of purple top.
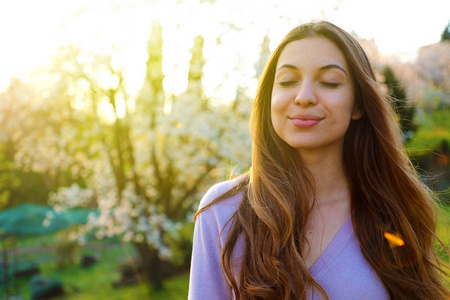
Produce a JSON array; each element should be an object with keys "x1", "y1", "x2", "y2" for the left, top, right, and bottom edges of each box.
[{"x1": 189, "y1": 178, "x2": 389, "y2": 299}]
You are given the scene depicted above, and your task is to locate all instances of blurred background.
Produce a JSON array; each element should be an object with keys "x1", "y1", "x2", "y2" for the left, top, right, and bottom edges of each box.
[{"x1": 0, "y1": 0, "x2": 448, "y2": 298}]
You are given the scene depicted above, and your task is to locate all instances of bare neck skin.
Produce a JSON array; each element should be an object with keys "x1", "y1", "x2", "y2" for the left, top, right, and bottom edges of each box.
[
  {"x1": 299, "y1": 145, "x2": 351, "y2": 210},
  {"x1": 299, "y1": 145, "x2": 352, "y2": 268}
]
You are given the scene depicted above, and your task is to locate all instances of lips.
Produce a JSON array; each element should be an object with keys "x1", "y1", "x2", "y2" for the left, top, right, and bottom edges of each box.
[{"x1": 289, "y1": 114, "x2": 324, "y2": 128}]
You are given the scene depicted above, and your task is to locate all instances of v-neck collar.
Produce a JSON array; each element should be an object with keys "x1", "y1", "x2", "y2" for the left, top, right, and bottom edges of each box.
[{"x1": 308, "y1": 215, "x2": 353, "y2": 277}]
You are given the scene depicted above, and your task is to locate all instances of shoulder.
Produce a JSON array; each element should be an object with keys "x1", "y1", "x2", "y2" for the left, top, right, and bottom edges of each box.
[
  {"x1": 189, "y1": 176, "x2": 246, "y2": 300},
  {"x1": 199, "y1": 175, "x2": 245, "y2": 209},
  {"x1": 196, "y1": 176, "x2": 246, "y2": 233}
]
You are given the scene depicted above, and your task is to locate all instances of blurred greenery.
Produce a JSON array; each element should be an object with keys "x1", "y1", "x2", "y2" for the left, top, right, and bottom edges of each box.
[
  {"x1": 0, "y1": 19, "x2": 251, "y2": 288},
  {"x1": 383, "y1": 65, "x2": 416, "y2": 141},
  {"x1": 164, "y1": 222, "x2": 194, "y2": 267},
  {"x1": 407, "y1": 109, "x2": 450, "y2": 156},
  {"x1": 441, "y1": 22, "x2": 450, "y2": 42},
  {"x1": 4, "y1": 235, "x2": 189, "y2": 299},
  {"x1": 437, "y1": 204, "x2": 450, "y2": 244},
  {"x1": 436, "y1": 204, "x2": 450, "y2": 289},
  {"x1": 0, "y1": 142, "x2": 20, "y2": 209}
]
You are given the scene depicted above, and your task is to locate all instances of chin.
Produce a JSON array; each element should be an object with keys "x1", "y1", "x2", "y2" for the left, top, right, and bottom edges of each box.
[
  {"x1": 284, "y1": 136, "x2": 320, "y2": 147},
  {"x1": 288, "y1": 142, "x2": 322, "y2": 151},
  {"x1": 286, "y1": 138, "x2": 345, "y2": 153}
]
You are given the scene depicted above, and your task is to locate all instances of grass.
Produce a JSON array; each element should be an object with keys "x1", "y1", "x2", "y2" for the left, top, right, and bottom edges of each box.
[
  {"x1": 436, "y1": 203, "x2": 450, "y2": 286},
  {"x1": 6, "y1": 239, "x2": 189, "y2": 299},
  {"x1": 437, "y1": 204, "x2": 450, "y2": 240}
]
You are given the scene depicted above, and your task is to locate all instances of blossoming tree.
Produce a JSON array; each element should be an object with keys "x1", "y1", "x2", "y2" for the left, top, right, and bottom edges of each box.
[{"x1": 0, "y1": 23, "x2": 251, "y2": 288}]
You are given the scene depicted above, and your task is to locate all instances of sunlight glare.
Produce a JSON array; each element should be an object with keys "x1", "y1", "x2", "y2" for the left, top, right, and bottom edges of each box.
[
  {"x1": 98, "y1": 101, "x2": 116, "y2": 124},
  {"x1": 115, "y1": 94, "x2": 127, "y2": 119},
  {"x1": 0, "y1": 0, "x2": 449, "y2": 100}
]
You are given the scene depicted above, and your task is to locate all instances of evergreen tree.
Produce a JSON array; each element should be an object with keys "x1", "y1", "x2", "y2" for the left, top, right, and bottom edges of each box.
[
  {"x1": 441, "y1": 22, "x2": 450, "y2": 42},
  {"x1": 382, "y1": 66, "x2": 416, "y2": 142}
]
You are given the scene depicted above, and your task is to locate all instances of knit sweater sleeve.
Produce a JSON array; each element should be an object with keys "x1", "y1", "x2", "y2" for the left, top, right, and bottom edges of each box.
[{"x1": 188, "y1": 181, "x2": 239, "y2": 300}]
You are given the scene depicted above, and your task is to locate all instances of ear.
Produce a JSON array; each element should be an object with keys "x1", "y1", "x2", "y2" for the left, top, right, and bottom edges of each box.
[{"x1": 351, "y1": 106, "x2": 363, "y2": 120}]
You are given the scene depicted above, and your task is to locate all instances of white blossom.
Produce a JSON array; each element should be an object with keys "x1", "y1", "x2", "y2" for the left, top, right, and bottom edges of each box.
[{"x1": 0, "y1": 34, "x2": 252, "y2": 259}]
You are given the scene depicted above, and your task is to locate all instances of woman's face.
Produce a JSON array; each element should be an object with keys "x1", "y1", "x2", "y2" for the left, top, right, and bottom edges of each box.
[{"x1": 271, "y1": 36, "x2": 361, "y2": 155}]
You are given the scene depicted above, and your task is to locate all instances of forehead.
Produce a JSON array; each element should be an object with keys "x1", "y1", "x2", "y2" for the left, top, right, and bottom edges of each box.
[{"x1": 276, "y1": 36, "x2": 349, "y2": 71}]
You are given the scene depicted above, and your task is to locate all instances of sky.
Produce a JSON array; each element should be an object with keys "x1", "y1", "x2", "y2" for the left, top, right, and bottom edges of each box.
[{"x1": 0, "y1": 0, "x2": 448, "y2": 101}]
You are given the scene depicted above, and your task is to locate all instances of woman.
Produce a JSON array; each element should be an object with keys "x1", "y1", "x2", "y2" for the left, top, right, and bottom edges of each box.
[{"x1": 189, "y1": 21, "x2": 449, "y2": 299}]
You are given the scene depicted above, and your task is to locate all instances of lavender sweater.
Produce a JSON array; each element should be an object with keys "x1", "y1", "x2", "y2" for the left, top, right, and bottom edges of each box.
[{"x1": 189, "y1": 178, "x2": 389, "y2": 299}]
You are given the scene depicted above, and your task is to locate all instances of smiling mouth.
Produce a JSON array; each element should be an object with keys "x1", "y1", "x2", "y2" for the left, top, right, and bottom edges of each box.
[
  {"x1": 290, "y1": 118, "x2": 321, "y2": 128},
  {"x1": 289, "y1": 114, "x2": 323, "y2": 128}
]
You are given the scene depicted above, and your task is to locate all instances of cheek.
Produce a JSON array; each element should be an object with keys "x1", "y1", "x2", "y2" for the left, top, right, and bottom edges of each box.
[
  {"x1": 270, "y1": 94, "x2": 280, "y2": 119},
  {"x1": 270, "y1": 105, "x2": 279, "y2": 132},
  {"x1": 270, "y1": 99, "x2": 287, "y2": 127},
  {"x1": 270, "y1": 96, "x2": 285, "y2": 136},
  {"x1": 336, "y1": 91, "x2": 356, "y2": 118},
  {"x1": 271, "y1": 90, "x2": 290, "y2": 115}
]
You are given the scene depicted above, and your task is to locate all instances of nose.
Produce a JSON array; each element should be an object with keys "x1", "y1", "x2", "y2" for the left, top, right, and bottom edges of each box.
[{"x1": 295, "y1": 80, "x2": 317, "y2": 107}]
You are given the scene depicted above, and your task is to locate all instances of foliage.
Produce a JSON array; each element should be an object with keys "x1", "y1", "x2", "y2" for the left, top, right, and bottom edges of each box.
[
  {"x1": 54, "y1": 239, "x2": 80, "y2": 270},
  {"x1": 163, "y1": 221, "x2": 194, "y2": 266},
  {"x1": 12, "y1": 236, "x2": 189, "y2": 300},
  {"x1": 30, "y1": 275, "x2": 64, "y2": 299},
  {"x1": 0, "y1": 142, "x2": 20, "y2": 209},
  {"x1": 0, "y1": 22, "x2": 251, "y2": 287},
  {"x1": 407, "y1": 109, "x2": 450, "y2": 195},
  {"x1": 441, "y1": 22, "x2": 450, "y2": 42},
  {"x1": 382, "y1": 66, "x2": 416, "y2": 142},
  {"x1": 0, "y1": 79, "x2": 79, "y2": 208},
  {"x1": 407, "y1": 109, "x2": 450, "y2": 156},
  {"x1": 436, "y1": 204, "x2": 450, "y2": 266}
]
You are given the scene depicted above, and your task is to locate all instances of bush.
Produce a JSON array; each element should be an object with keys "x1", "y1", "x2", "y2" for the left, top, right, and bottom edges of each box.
[
  {"x1": 165, "y1": 222, "x2": 194, "y2": 267},
  {"x1": 54, "y1": 239, "x2": 79, "y2": 269},
  {"x1": 30, "y1": 275, "x2": 64, "y2": 299}
]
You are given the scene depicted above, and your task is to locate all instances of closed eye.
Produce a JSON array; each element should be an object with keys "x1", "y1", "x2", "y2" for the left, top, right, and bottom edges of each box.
[
  {"x1": 320, "y1": 82, "x2": 340, "y2": 88},
  {"x1": 279, "y1": 81, "x2": 297, "y2": 87}
]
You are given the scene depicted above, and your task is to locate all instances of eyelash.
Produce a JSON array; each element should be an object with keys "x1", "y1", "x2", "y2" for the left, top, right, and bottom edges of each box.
[
  {"x1": 279, "y1": 81, "x2": 296, "y2": 87},
  {"x1": 320, "y1": 82, "x2": 340, "y2": 88},
  {"x1": 279, "y1": 81, "x2": 340, "y2": 88}
]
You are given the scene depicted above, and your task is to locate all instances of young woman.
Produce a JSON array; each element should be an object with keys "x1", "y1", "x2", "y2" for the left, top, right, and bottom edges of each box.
[{"x1": 189, "y1": 21, "x2": 449, "y2": 300}]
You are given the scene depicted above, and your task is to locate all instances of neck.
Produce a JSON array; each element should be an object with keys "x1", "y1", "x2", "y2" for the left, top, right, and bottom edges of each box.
[{"x1": 299, "y1": 146, "x2": 351, "y2": 207}]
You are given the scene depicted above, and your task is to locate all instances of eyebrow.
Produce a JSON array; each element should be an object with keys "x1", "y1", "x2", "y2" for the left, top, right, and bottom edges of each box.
[
  {"x1": 276, "y1": 64, "x2": 298, "y2": 72},
  {"x1": 319, "y1": 64, "x2": 347, "y2": 76},
  {"x1": 276, "y1": 63, "x2": 348, "y2": 76}
]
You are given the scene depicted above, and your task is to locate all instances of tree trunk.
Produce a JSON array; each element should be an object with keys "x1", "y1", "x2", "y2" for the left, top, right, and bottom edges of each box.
[{"x1": 133, "y1": 242, "x2": 163, "y2": 290}]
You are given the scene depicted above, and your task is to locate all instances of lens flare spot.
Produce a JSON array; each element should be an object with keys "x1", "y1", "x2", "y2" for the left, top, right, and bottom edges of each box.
[{"x1": 384, "y1": 232, "x2": 405, "y2": 247}]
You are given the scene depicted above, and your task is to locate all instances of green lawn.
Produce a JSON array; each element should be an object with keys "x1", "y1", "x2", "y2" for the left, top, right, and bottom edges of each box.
[
  {"x1": 437, "y1": 204, "x2": 450, "y2": 276},
  {"x1": 437, "y1": 204, "x2": 450, "y2": 239},
  {"x1": 7, "y1": 239, "x2": 189, "y2": 299}
]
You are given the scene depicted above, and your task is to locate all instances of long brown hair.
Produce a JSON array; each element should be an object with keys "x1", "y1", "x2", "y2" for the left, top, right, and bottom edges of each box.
[{"x1": 196, "y1": 21, "x2": 449, "y2": 299}]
